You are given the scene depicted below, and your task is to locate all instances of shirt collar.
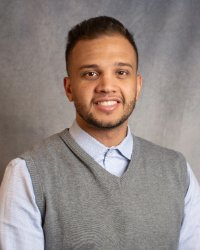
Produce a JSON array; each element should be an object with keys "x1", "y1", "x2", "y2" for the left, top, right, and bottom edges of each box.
[{"x1": 69, "y1": 121, "x2": 133, "y2": 161}]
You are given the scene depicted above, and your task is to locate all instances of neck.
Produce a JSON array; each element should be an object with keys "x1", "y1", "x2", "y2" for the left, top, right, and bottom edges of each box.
[{"x1": 76, "y1": 119, "x2": 128, "y2": 147}]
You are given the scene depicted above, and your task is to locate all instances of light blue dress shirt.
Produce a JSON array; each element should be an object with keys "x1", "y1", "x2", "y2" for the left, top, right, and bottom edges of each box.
[
  {"x1": 69, "y1": 121, "x2": 133, "y2": 177},
  {"x1": 0, "y1": 122, "x2": 200, "y2": 250}
]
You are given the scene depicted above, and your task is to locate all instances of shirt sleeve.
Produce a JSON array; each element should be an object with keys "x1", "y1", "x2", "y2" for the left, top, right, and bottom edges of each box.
[
  {"x1": 0, "y1": 158, "x2": 44, "y2": 250},
  {"x1": 178, "y1": 163, "x2": 200, "y2": 250}
]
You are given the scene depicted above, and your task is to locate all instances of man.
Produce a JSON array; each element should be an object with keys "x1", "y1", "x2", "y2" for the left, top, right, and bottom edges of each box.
[{"x1": 0, "y1": 16, "x2": 200, "y2": 250}]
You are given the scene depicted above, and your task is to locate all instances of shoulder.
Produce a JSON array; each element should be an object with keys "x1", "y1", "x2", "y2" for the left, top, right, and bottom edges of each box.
[
  {"x1": 17, "y1": 132, "x2": 66, "y2": 217},
  {"x1": 134, "y1": 135, "x2": 188, "y2": 185},
  {"x1": 134, "y1": 135, "x2": 186, "y2": 164},
  {"x1": 20, "y1": 129, "x2": 69, "y2": 160},
  {"x1": 133, "y1": 135, "x2": 189, "y2": 195},
  {"x1": 1, "y1": 158, "x2": 29, "y2": 190}
]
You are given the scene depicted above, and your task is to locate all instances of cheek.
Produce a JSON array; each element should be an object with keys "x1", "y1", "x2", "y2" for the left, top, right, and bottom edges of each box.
[
  {"x1": 72, "y1": 87, "x2": 93, "y2": 104},
  {"x1": 122, "y1": 84, "x2": 136, "y2": 98},
  {"x1": 78, "y1": 85, "x2": 95, "y2": 97}
]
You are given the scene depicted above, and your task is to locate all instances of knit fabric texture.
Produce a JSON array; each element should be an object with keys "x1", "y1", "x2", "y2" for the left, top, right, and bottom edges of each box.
[{"x1": 21, "y1": 129, "x2": 188, "y2": 250}]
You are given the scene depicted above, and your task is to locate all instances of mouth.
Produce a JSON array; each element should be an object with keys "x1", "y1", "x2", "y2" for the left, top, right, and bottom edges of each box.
[
  {"x1": 93, "y1": 98, "x2": 122, "y2": 112},
  {"x1": 95, "y1": 100, "x2": 119, "y2": 106}
]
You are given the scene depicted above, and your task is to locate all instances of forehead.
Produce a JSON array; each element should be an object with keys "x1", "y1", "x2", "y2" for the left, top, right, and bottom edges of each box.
[{"x1": 69, "y1": 35, "x2": 137, "y2": 69}]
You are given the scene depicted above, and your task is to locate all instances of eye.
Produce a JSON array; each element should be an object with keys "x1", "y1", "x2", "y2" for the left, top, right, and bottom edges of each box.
[
  {"x1": 81, "y1": 71, "x2": 99, "y2": 80},
  {"x1": 116, "y1": 70, "x2": 129, "y2": 78}
]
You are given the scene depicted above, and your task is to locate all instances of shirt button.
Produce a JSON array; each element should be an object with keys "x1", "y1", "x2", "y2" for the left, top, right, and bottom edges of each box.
[{"x1": 108, "y1": 149, "x2": 114, "y2": 155}]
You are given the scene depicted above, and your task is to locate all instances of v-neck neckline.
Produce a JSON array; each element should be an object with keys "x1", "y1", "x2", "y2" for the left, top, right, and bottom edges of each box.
[{"x1": 59, "y1": 129, "x2": 141, "y2": 185}]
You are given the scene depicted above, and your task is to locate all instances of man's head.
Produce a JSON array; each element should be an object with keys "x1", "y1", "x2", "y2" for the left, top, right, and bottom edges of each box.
[
  {"x1": 64, "y1": 16, "x2": 142, "y2": 135},
  {"x1": 65, "y1": 16, "x2": 139, "y2": 75}
]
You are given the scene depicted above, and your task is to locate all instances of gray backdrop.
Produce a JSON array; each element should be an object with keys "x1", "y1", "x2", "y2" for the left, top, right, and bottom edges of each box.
[{"x1": 0, "y1": 0, "x2": 200, "y2": 183}]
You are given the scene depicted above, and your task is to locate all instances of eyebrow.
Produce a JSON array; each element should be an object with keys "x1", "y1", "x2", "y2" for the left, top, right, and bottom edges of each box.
[
  {"x1": 79, "y1": 64, "x2": 99, "y2": 70},
  {"x1": 114, "y1": 62, "x2": 133, "y2": 69},
  {"x1": 79, "y1": 62, "x2": 133, "y2": 70}
]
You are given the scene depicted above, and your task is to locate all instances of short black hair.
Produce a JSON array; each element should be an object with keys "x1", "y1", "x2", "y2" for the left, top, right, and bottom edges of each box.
[{"x1": 65, "y1": 16, "x2": 138, "y2": 74}]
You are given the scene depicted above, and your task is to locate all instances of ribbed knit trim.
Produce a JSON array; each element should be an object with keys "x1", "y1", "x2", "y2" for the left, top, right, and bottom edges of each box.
[
  {"x1": 20, "y1": 152, "x2": 45, "y2": 222},
  {"x1": 59, "y1": 128, "x2": 140, "y2": 185}
]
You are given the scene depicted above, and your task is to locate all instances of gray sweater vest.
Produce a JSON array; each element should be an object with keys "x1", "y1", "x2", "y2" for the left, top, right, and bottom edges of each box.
[{"x1": 21, "y1": 129, "x2": 188, "y2": 250}]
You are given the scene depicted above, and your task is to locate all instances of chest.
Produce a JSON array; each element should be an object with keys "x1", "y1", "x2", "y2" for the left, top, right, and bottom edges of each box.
[{"x1": 43, "y1": 162, "x2": 183, "y2": 250}]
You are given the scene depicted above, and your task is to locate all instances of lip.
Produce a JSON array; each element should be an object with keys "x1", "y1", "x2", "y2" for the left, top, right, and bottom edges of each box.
[
  {"x1": 93, "y1": 97, "x2": 122, "y2": 112},
  {"x1": 93, "y1": 96, "x2": 122, "y2": 104}
]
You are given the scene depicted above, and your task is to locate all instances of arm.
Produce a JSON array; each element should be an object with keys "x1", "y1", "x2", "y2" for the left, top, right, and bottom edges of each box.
[
  {"x1": 0, "y1": 158, "x2": 44, "y2": 250},
  {"x1": 178, "y1": 163, "x2": 200, "y2": 250}
]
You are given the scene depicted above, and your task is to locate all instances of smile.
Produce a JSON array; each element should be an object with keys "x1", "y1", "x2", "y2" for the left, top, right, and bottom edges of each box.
[
  {"x1": 93, "y1": 99, "x2": 121, "y2": 112},
  {"x1": 97, "y1": 101, "x2": 118, "y2": 106}
]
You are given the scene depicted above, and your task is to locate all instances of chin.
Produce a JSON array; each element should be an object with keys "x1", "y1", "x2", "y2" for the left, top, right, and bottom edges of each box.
[{"x1": 86, "y1": 117, "x2": 128, "y2": 130}]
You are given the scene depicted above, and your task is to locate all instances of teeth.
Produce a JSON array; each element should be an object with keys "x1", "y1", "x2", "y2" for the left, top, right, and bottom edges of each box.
[{"x1": 98, "y1": 101, "x2": 117, "y2": 106}]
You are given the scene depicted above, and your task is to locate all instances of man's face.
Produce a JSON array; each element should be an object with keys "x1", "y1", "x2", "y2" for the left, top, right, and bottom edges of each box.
[{"x1": 64, "y1": 35, "x2": 142, "y2": 131}]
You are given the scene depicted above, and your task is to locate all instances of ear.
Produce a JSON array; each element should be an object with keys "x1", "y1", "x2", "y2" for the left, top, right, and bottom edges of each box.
[
  {"x1": 136, "y1": 74, "x2": 142, "y2": 100},
  {"x1": 64, "y1": 77, "x2": 73, "y2": 102}
]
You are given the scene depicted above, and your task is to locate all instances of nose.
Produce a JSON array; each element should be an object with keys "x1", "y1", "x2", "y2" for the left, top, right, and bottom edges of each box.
[{"x1": 95, "y1": 74, "x2": 117, "y2": 93}]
